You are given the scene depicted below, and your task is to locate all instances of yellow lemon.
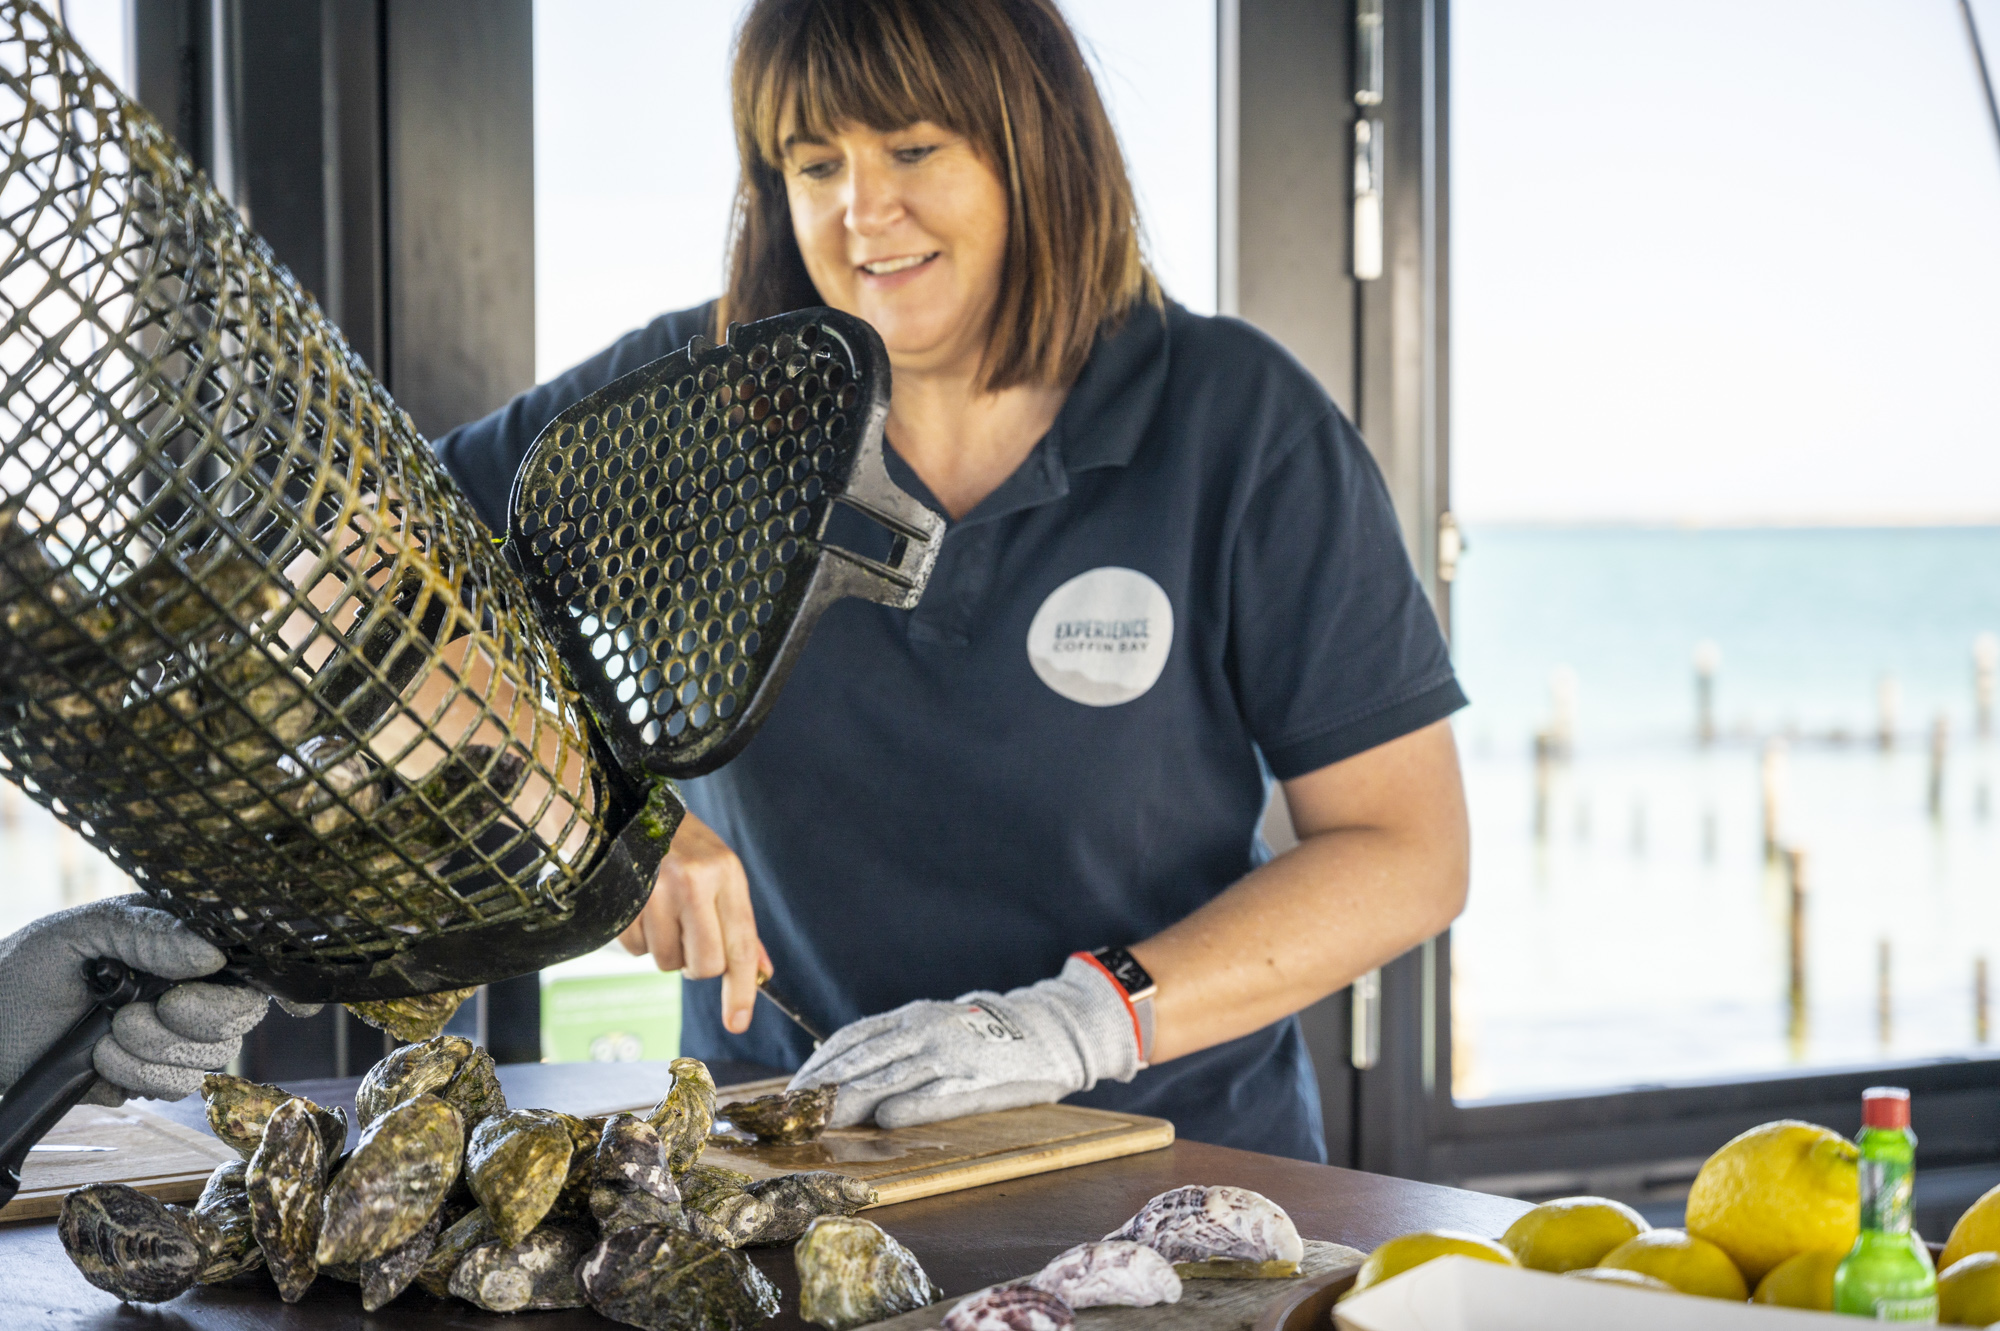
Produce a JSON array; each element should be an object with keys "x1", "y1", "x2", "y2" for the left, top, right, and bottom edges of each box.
[
  {"x1": 1348, "y1": 1230, "x2": 1518, "y2": 1297},
  {"x1": 1939, "y1": 1251, "x2": 2000, "y2": 1327},
  {"x1": 1751, "y1": 1249, "x2": 1845, "y2": 1310},
  {"x1": 1501, "y1": 1197, "x2": 1650, "y2": 1272},
  {"x1": 1598, "y1": 1229, "x2": 1749, "y2": 1300},
  {"x1": 1685, "y1": 1119, "x2": 1859, "y2": 1284},
  {"x1": 1564, "y1": 1267, "x2": 1676, "y2": 1293},
  {"x1": 1943, "y1": 1182, "x2": 2000, "y2": 1271}
]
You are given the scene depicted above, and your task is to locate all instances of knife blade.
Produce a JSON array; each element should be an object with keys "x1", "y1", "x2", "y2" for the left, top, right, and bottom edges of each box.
[{"x1": 755, "y1": 970, "x2": 826, "y2": 1047}]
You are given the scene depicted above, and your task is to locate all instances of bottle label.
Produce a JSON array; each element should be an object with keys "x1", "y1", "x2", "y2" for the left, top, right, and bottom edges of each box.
[
  {"x1": 1872, "y1": 1293, "x2": 1938, "y2": 1321},
  {"x1": 1860, "y1": 1158, "x2": 1915, "y2": 1234}
]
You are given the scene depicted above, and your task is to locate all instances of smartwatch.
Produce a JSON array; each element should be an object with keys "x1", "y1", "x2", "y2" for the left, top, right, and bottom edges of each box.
[{"x1": 1078, "y1": 945, "x2": 1158, "y2": 1067}]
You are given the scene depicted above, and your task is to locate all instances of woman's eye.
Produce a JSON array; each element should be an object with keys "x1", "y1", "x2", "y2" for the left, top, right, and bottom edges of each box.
[
  {"x1": 796, "y1": 158, "x2": 840, "y2": 180},
  {"x1": 892, "y1": 144, "x2": 939, "y2": 165}
]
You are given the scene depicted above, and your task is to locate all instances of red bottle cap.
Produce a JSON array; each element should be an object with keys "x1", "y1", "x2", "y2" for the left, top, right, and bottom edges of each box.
[{"x1": 1861, "y1": 1086, "x2": 1911, "y2": 1128}]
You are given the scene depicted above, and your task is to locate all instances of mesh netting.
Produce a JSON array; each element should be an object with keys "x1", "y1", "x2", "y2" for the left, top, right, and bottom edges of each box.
[{"x1": 0, "y1": 3, "x2": 615, "y2": 986}]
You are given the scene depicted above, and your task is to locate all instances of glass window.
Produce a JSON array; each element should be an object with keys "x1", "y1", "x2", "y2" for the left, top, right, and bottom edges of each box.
[{"x1": 1449, "y1": 0, "x2": 2000, "y2": 1100}]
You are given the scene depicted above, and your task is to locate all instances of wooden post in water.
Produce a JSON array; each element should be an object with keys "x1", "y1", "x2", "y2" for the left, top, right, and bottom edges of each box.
[
  {"x1": 1930, "y1": 715, "x2": 1950, "y2": 821},
  {"x1": 1977, "y1": 633, "x2": 1997, "y2": 738},
  {"x1": 1878, "y1": 673, "x2": 1901, "y2": 751},
  {"x1": 1694, "y1": 640, "x2": 1720, "y2": 747},
  {"x1": 1532, "y1": 731, "x2": 1552, "y2": 841},
  {"x1": 1786, "y1": 848, "x2": 1808, "y2": 1053},
  {"x1": 1762, "y1": 738, "x2": 1789, "y2": 862},
  {"x1": 1977, "y1": 956, "x2": 1990, "y2": 1046},
  {"x1": 1877, "y1": 938, "x2": 1894, "y2": 1048}
]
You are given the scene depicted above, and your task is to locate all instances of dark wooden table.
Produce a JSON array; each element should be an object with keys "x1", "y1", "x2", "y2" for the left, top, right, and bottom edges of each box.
[{"x1": 5, "y1": 1062, "x2": 1531, "y2": 1328}]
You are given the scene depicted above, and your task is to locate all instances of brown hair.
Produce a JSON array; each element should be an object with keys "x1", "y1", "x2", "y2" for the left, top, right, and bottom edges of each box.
[{"x1": 722, "y1": 0, "x2": 1160, "y2": 392}]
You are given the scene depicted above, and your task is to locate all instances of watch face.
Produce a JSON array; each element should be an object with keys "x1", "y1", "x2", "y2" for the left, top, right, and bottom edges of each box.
[{"x1": 1093, "y1": 946, "x2": 1154, "y2": 996}]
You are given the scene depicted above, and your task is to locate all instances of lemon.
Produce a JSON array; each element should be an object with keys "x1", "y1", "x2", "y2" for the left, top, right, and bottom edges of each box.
[
  {"x1": 1684, "y1": 1119, "x2": 1859, "y2": 1284},
  {"x1": 1943, "y1": 1182, "x2": 2000, "y2": 1271},
  {"x1": 1348, "y1": 1230, "x2": 1518, "y2": 1297},
  {"x1": 1564, "y1": 1267, "x2": 1675, "y2": 1293},
  {"x1": 1501, "y1": 1197, "x2": 1650, "y2": 1272},
  {"x1": 1598, "y1": 1228, "x2": 1749, "y2": 1300},
  {"x1": 1939, "y1": 1251, "x2": 2000, "y2": 1327},
  {"x1": 1751, "y1": 1249, "x2": 1844, "y2": 1310}
]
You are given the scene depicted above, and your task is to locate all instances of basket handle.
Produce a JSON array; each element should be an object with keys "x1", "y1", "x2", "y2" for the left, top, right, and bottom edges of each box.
[{"x1": 0, "y1": 959, "x2": 173, "y2": 1209}]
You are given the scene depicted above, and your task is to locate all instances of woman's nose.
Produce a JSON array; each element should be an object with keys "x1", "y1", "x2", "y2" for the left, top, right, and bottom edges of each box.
[{"x1": 844, "y1": 158, "x2": 904, "y2": 235}]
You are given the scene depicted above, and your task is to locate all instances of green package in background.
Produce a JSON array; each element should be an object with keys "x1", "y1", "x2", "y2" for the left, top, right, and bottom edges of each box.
[{"x1": 542, "y1": 970, "x2": 681, "y2": 1063}]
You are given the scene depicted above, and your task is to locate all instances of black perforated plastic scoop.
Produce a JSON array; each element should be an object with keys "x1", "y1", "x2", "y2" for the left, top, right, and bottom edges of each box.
[{"x1": 506, "y1": 309, "x2": 943, "y2": 777}]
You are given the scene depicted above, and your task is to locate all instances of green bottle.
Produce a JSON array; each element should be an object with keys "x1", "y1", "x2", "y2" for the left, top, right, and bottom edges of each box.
[{"x1": 1833, "y1": 1086, "x2": 1937, "y2": 1321}]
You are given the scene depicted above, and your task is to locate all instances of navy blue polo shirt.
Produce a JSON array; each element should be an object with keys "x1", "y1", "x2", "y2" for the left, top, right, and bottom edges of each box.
[{"x1": 435, "y1": 299, "x2": 1464, "y2": 1163}]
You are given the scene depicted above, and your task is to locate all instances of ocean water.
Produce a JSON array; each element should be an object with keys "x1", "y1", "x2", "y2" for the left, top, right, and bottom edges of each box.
[{"x1": 1449, "y1": 525, "x2": 2000, "y2": 1101}]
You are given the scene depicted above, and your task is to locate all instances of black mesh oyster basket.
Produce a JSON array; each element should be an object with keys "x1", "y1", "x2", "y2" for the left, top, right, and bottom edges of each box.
[{"x1": 0, "y1": 3, "x2": 674, "y2": 1003}]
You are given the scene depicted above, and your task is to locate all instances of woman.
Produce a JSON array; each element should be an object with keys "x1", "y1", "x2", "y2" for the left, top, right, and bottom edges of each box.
[{"x1": 437, "y1": 0, "x2": 1467, "y2": 1162}]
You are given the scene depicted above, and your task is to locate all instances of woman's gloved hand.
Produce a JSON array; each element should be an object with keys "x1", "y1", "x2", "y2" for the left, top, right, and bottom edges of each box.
[
  {"x1": 0, "y1": 896, "x2": 273, "y2": 1105},
  {"x1": 786, "y1": 956, "x2": 1142, "y2": 1129}
]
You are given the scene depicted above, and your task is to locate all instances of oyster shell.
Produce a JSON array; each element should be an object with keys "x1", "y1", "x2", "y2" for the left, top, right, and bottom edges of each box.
[
  {"x1": 1028, "y1": 1240, "x2": 1181, "y2": 1308},
  {"x1": 440, "y1": 1045, "x2": 507, "y2": 1125},
  {"x1": 722, "y1": 1084, "x2": 836, "y2": 1145},
  {"x1": 579, "y1": 1223, "x2": 781, "y2": 1331},
  {"x1": 346, "y1": 986, "x2": 479, "y2": 1043},
  {"x1": 449, "y1": 1224, "x2": 593, "y2": 1312},
  {"x1": 199, "y1": 1073, "x2": 289, "y2": 1158},
  {"x1": 246, "y1": 1097, "x2": 330, "y2": 1301},
  {"x1": 360, "y1": 1209, "x2": 442, "y2": 1311},
  {"x1": 795, "y1": 1215, "x2": 941, "y2": 1330},
  {"x1": 680, "y1": 1165, "x2": 773, "y2": 1249},
  {"x1": 466, "y1": 1108, "x2": 575, "y2": 1246},
  {"x1": 353, "y1": 1033, "x2": 473, "y2": 1125},
  {"x1": 189, "y1": 1160, "x2": 264, "y2": 1283},
  {"x1": 591, "y1": 1112, "x2": 682, "y2": 1232},
  {"x1": 547, "y1": 1110, "x2": 607, "y2": 1225},
  {"x1": 1104, "y1": 1185, "x2": 1304, "y2": 1277},
  {"x1": 57, "y1": 1183, "x2": 203, "y2": 1303},
  {"x1": 647, "y1": 1056, "x2": 716, "y2": 1176},
  {"x1": 417, "y1": 1204, "x2": 498, "y2": 1297},
  {"x1": 942, "y1": 1286, "x2": 1074, "y2": 1331},
  {"x1": 679, "y1": 1161, "x2": 756, "y2": 1211},
  {"x1": 317, "y1": 1093, "x2": 464, "y2": 1266},
  {"x1": 742, "y1": 1171, "x2": 877, "y2": 1245}
]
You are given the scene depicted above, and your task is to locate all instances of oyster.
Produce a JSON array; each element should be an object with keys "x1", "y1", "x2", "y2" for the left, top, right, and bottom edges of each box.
[
  {"x1": 795, "y1": 1215, "x2": 941, "y2": 1330},
  {"x1": 679, "y1": 1162, "x2": 756, "y2": 1211},
  {"x1": 742, "y1": 1171, "x2": 877, "y2": 1245},
  {"x1": 579, "y1": 1223, "x2": 781, "y2": 1331},
  {"x1": 1104, "y1": 1185, "x2": 1304, "y2": 1277},
  {"x1": 361, "y1": 1209, "x2": 442, "y2": 1311},
  {"x1": 1028, "y1": 1240, "x2": 1181, "y2": 1308},
  {"x1": 680, "y1": 1164, "x2": 773, "y2": 1249},
  {"x1": 200, "y1": 1073, "x2": 289, "y2": 1158},
  {"x1": 353, "y1": 1032, "x2": 472, "y2": 1125},
  {"x1": 246, "y1": 1097, "x2": 330, "y2": 1301},
  {"x1": 942, "y1": 1286, "x2": 1074, "y2": 1331},
  {"x1": 417, "y1": 1204, "x2": 498, "y2": 1297},
  {"x1": 189, "y1": 1160, "x2": 264, "y2": 1283},
  {"x1": 647, "y1": 1056, "x2": 716, "y2": 1176},
  {"x1": 591, "y1": 1112, "x2": 682, "y2": 1232},
  {"x1": 722, "y1": 1084, "x2": 837, "y2": 1144},
  {"x1": 57, "y1": 1183, "x2": 203, "y2": 1303},
  {"x1": 449, "y1": 1225, "x2": 594, "y2": 1312},
  {"x1": 344, "y1": 983, "x2": 480, "y2": 1047},
  {"x1": 317, "y1": 1093, "x2": 464, "y2": 1266},
  {"x1": 466, "y1": 1108, "x2": 575, "y2": 1246},
  {"x1": 441, "y1": 1044, "x2": 508, "y2": 1125},
  {"x1": 547, "y1": 1110, "x2": 607, "y2": 1225}
]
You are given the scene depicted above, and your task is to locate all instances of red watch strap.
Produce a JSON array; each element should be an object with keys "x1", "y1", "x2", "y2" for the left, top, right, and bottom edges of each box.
[{"x1": 1072, "y1": 950, "x2": 1144, "y2": 1061}]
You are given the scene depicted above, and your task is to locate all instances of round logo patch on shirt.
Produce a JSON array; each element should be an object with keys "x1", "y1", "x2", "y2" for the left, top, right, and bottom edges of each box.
[{"x1": 1025, "y1": 567, "x2": 1174, "y2": 707}]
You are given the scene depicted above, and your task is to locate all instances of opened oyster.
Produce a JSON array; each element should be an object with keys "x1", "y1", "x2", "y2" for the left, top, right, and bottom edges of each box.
[
  {"x1": 450, "y1": 1225, "x2": 593, "y2": 1312},
  {"x1": 246, "y1": 1096, "x2": 331, "y2": 1301},
  {"x1": 591, "y1": 1112, "x2": 682, "y2": 1232},
  {"x1": 722, "y1": 1084, "x2": 837, "y2": 1144},
  {"x1": 1028, "y1": 1240, "x2": 1181, "y2": 1308},
  {"x1": 1104, "y1": 1185, "x2": 1304, "y2": 1277},
  {"x1": 466, "y1": 1108, "x2": 576, "y2": 1245},
  {"x1": 579, "y1": 1223, "x2": 781, "y2": 1331},
  {"x1": 942, "y1": 1286, "x2": 1075, "y2": 1331},
  {"x1": 57, "y1": 1182, "x2": 204, "y2": 1304},
  {"x1": 795, "y1": 1214, "x2": 941, "y2": 1330},
  {"x1": 317, "y1": 1092, "x2": 464, "y2": 1266}
]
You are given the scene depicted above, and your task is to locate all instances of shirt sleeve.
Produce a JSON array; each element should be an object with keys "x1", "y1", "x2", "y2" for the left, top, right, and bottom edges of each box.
[
  {"x1": 431, "y1": 302, "x2": 717, "y2": 531},
  {"x1": 1228, "y1": 405, "x2": 1466, "y2": 781}
]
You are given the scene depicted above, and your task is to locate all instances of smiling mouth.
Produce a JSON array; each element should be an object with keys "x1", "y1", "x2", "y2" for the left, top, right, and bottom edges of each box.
[{"x1": 858, "y1": 253, "x2": 938, "y2": 276}]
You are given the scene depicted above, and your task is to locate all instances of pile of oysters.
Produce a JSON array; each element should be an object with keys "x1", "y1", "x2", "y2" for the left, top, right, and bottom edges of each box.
[{"x1": 56, "y1": 1040, "x2": 875, "y2": 1327}]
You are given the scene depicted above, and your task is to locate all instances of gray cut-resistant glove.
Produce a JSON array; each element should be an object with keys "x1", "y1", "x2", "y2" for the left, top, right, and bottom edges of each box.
[
  {"x1": 788, "y1": 956, "x2": 1142, "y2": 1129},
  {"x1": 0, "y1": 897, "x2": 272, "y2": 1106}
]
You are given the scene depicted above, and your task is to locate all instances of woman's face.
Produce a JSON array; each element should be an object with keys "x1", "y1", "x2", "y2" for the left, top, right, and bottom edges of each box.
[{"x1": 780, "y1": 119, "x2": 1010, "y2": 377}]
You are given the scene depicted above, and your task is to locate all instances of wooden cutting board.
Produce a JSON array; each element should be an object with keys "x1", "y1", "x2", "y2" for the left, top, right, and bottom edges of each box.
[
  {"x1": 636, "y1": 1076, "x2": 1176, "y2": 1206},
  {"x1": 0, "y1": 1100, "x2": 239, "y2": 1223},
  {"x1": 868, "y1": 1240, "x2": 1365, "y2": 1331}
]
